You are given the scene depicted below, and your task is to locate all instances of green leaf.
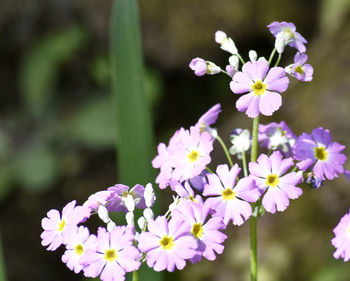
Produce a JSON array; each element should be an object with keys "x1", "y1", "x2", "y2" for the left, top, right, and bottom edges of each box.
[{"x1": 19, "y1": 26, "x2": 88, "y2": 117}]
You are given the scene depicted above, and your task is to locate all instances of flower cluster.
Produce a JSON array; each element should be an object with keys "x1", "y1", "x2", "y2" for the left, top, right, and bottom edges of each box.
[{"x1": 41, "y1": 20, "x2": 349, "y2": 281}]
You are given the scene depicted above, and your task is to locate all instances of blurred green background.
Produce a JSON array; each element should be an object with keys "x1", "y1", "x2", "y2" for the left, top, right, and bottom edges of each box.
[{"x1": 0, "y1": 0, "x2": 350, "y2": 280}]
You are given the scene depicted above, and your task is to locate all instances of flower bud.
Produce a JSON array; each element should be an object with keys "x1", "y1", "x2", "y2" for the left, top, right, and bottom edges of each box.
[
  {"x1": 143, "y1": 208, "x2": 154, "y2": 221},
  {"x1": 249, "y1": 50, "x2": 258, "y2": 62},
  {"x1": 97, "y1": 205, "x2": 110, "y2": 224}
]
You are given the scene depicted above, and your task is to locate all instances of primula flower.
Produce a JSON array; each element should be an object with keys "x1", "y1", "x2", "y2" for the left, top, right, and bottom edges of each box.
[
  {"x1": 107, "y1": 184, "x2": 147, "y2": 212},
  {"x1": 41, "y1": 200, "x2": 90, "y2": 251},
  {"x1": 138, "y1": 216, "x2": 197, "y2": 272},
  {"x1": 189, "y1": 58, "x2": 221, "y2": 76},
  {"x1": 230, "y1": 58, "x2": 289, "y2": 118},
  {"x1": 285, "y1": 52, "x2": 313, "y2": 82},
  {"x1": 203, "y1": 164, "x2": 260, "y2": 226},
  {"x1": 229, "y1": 129, "x2": 251, "y2": 158},
  {"x1": 293, "y1": 127, "x2": 347, "y2": 180},
  {"x1": 81, "y1": 227, "x2": 141, "y2": 281},
  {"x1": 171, "y1": 200, "x2": 227, "y2": 263},
  {"x1": 249, "y1": 151, "x2": 303, "y2": 214},
  {"x1": 61, "y1": 226, "x2": 97, "y2": 273},
  {"x1": 171, "y1": 127, "x2": 213, "y2": 181},
  {"x1": 267, "y1": 21, "x2": 307, "y2": 53},
  {"x1": 332, "y1": 209, "x2": 350, "y2": 262},
  {"x1": 258, "y1": 121, "x2": 297, "y2": 156},
  {"x1": 195, "y1": 103, "x2": 221, "y2": 135}
]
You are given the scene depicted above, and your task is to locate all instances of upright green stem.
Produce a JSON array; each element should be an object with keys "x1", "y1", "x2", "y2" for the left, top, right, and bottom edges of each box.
[
  {"x1": 249, "y1": 116, "x2": 260, "y2": 281},
  {"x1": 216, "y1": 135, "x2": 234, "y2": 168},
  {"x1": 241, "y1": 150, "x2": 248, "y2": 177},
  {"x1": 132, "y1": 270, "x2": 139, "y2": 281},
  {"x1": 274, "y1": 53, "x2": 282, "y2": 67}
]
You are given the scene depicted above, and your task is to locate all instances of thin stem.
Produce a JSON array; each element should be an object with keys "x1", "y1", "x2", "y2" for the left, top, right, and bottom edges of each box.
[
  {"x1": 216, "y1": 135, "x2": 234, "y2": 168},
  {"x1": 237, "y1": 53, "x2": 245, "y2": 65},
  {"x1": 268, "y1": 48, "x2": 277, "y2": 66},
  {"x1": 249, "y1": 115, "x2": 259, "y2": 281},
  {"x1": 249, "y1": 216, "x2": 258, "y2": 281},
  {"x1": 132, "y1": 270, "x2": 139, "y2": 281},
  {"x1": 241, "y1": 150, "x2": 248, "y2": 177},
  {"x1": 274, "y1": 53, "x2": 282, "y2": 67},
  {"x1": 206, "y1": 166, "x2": 214, "y2": 174}
]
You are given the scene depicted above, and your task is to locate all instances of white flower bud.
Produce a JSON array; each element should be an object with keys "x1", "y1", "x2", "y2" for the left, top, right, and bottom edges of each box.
[
  {"x1": 137, "y1": 216, "x2": 146, "y2": 230},
  {"x1": 123, "y1": 194, "x2": 135, "y2": 212},
  {"x1": 143, "y1": 208, "x2": 154, "y2": 221},
  {"x1": 249, "y1": 50, "x2": 258, "y2": 62},
  {"x1": 228, "y1": 55, "x2": 239, "y2": 70},
  {"x1": 168, "y1": 196, "x2": 181, "y2": 212},
  {"x1": 107, "y1": 221, "x2": 116, "y2": 232},
  {"x1": 229, "y1": 129, "x2": 251, "y2": 158},
  {"x1": 97, "y1": 205, "x2": 110, "y2": 224},
  {"x1": 144, "y1": 183, "x2": 155, "y2": 208},
  {"x1": 125, "y1": 211, "x2": 134, "y2": 226},
  {"x1": 275, "y1": 33, "x2": 286, "y2": 54},
  {"x1": 206, "y1": 61, "x2": 221, "y2": 74}
]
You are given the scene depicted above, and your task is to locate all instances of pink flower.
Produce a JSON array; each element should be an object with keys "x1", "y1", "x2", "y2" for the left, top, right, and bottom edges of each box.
[
  {"x1": 230, "y1": 58, "x2": 289, "y2": 118},
  {"x1": 203, "y1": 164, "x2": 260, "y2": 226},
  {"x1": 249, "y1": 151, "x2": 303, "y2": 214},
  {"x1": 332, "y1": 209, "x2": 350, "y2": 262},
  {"x1": 41, "y1": 200, "x2": 90, "y2": 251},
  {"x1": 81, "y1": 227, "x2": 141, "y2": 281},
  {"x1": 138, "y1": 216, "x2": 197, "y2": 271}
]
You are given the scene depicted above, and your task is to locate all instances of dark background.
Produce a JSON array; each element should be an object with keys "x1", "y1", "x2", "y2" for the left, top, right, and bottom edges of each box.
[{"x1": 1, "y1": 0, "x2": 350, "y2": 280}]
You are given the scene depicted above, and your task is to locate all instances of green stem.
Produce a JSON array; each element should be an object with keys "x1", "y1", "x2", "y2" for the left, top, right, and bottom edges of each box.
[
  {"x1": 274, "y1": 53, "x2": 282, "y2": 67},
  {"x1": 237, "y1": 53, "x2": 245, "y2": 65},
  {"x1": 249, "y1": 216, "x2": 258, "y2": 281},
  {"x1": 216, "y1": 135, "x2": 234, "y2": 168},
  {"x1": 249, "y1": 115, "x2": 259, "y2": 281},
  {"x1": 132, "y1": 270, "x2": 139, "y2": 281},
  {"x1": 268, "y1": 48, "x2": 276, "y2": 66},
  {"x1": 241, "y1": 150, "x2": 248, "y2": 177}
]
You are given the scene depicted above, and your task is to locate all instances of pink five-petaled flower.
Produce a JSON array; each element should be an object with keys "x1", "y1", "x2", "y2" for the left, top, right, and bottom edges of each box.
[
  {"x1": 267, "y1": 21, "x2": 307, "y2": 53},
  {"x1": 61, "y1": 226, "x2": 97, "y2": 273},
  {"x1": 80, "y1": 227, "x2": 141, "y2": 281},
  {"x1": 293, "y1": 127, "x2": 347, "y2": 180},
  {"x1": 203, "y1": 164, "x2": 260, "y2": 226},
  {"x1": 249, "y1": 151, "x2": 303, "y2": 214},
  {"x1": 138, "y1": 215, "x2": 197, "y2": 272},
  {"x1": 41, "y1": 200, "x2": 91, "y2": 251},
  {"x1": 230, "y1": 58, "x2": 289, "y2": 118},
  {"x1": 171, "y1": 199, "x2": 227, "y2": 263},
  {"x1": 332, "y1": 209, "x2": 350, "y2": 262},
  {"x1": 194, "y1": 103, "x2": 221, "y2": 135},
  {"x1": 286, "y1": 52, "x2": 313, "y2": 82}
]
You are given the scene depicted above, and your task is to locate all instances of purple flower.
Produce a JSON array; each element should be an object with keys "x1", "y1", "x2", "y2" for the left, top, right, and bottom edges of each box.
[
  {"x1": 61, "y1": 226, "x2": 97, "y2": 273},
  {"x1": 293, "y1": 127, "x2": 347, "y2": 180},
  {"x1": 171, "y1": 200, "x2": 227, "y2": 263},
  {"x1": 203, "y1": 164, "x2": 260, "y2": 226},
  {"x1": 286, "y1": 52, "x2": 313, "y2": 82},
  {"x1": 81, "y1": 227, "x2": 141, "y2": 281},
  {"x1": 41, "y1": 200, "x2": 91, "y2": 251},
  {"x1": 332, "y1": 209, "x2": 350, "y2": 262},
  {"x1": 230, "y1": 58, "x2": 289, "y2": 118},
  {"x1": 258, "y1": 121, "x2": 297, "y2": 156},
  {"x1": 195, "y1": 103, "x2": 221, "y2": 133},
  {"x1": 83, "y1": 190, "x2": 117, "y2": 212},
  {"x1": 107, "y1": 184, "x2": 147, "y2": 211},
  {"x1": 189, "y1": 58, "x2": 207, "y2": 76},
  {"x1": 249, "y1": 151, "x2": 303, "y2": 214},
  {"x1": 226, "y1": 65, "x2": 235, "y2": 77},
  {"x1": 267, "y1": 21, "x2": 307, "y2": 53},
  {"x1": 138, "y1": 216, "x2": 197, "y2": 272}
]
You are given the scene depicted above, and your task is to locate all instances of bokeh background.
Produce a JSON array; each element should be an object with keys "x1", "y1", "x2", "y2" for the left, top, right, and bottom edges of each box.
[{"x1": 1, "y1": 0, "x2": 350, "y2": 280}]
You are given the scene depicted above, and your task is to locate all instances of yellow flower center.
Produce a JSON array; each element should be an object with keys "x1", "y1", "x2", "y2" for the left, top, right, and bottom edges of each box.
[
  {"x1": 104, "y1": 249, "x2": 117, "y2": 262},
  {"x1": 191, "y1": 223, "x2": 204, "y2": 239},
  {"x1": 74, "y1": 244, "x2": 84, "y2": 256},
  {"x1": 159, "y1": 235, "x2": 175, "y2": 250},
  {"x1": 294, "y1": 65, "x2": 304, "y2": 74},
  {"x1": 188, "y1": 150, "x2": 200, "y2": 163},
  {"x1": 314, "y1": 146, "x2": 328, "y2": 161},
  {"x1": 252, "y1": 80, "x2": 267, "y2": 96},
  {"x1": 222, "y1": 188, "x2": 235, "y2": 200},
  {"x1": 282, "y1": 28, "x2": 295, "y2": 41},
  {"x1": 57, "y1": 219, "x2": 66, "y2": 232},
  {"x1": 122, "y1": 191, "x2": 135, "y2": 198},
  {"x1": 266, "y1": 174, "x2": 280, "y2": 188}
]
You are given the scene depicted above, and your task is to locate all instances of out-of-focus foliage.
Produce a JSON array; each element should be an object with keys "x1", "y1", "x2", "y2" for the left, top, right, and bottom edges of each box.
[{"x1": 0, "y1": 232, "x2": 7, "y2": 281}]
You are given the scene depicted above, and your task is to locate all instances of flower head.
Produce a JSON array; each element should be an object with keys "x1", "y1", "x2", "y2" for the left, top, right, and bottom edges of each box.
[
  {"x1": 215, "y1": 30, "x2": 238, "y2": 55},
  {"x1": 189, "y1": 58, "x2": 221, "y2": 76},
  {"x1": 81, "y1": 227, "x2": 141, "y2": 281},
  {"x1": 138, "y1": 216, "x2": 197, "y2": 271},
  {"x1": 293, "y1": 127, "x2": 347, "y2": 180},
  {"x1": 195, "y1": 103, "x2": 221, "y2": 137},
  {"x1": 41, "y1": 200, "x2": 91, "y2": 251},
  {"x1": 286, "y1": 52, "x2": 313, "y2": 82},
  {"x1": 249, "y1": 151, "x2": 303, "y2": 214},
  {"x1": 230, "y1": 58, "x2": 289, "y2": 118},
  {"x1": 203, "y1": 164, "x2": 260, "y2": 225},
  {"x1": 332, "y1": 209, "x2": 350, "y2": 262},
  {"x1": 267, "y1": 21, "x2": 307, "y2": 53}
]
